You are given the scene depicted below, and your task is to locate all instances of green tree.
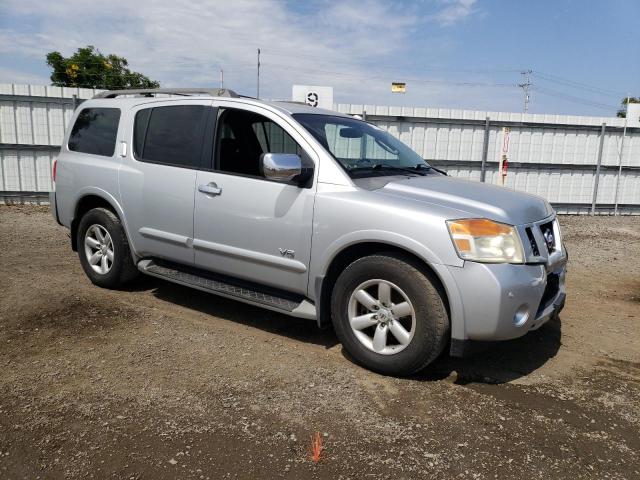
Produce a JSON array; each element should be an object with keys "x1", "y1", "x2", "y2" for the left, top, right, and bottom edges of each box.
[
  {"x1": 617, "y1": 97, "x2": 640, "y2": 118},
  {"x1": 46, "y1": 46, "x2": 159, "y2": 90}
]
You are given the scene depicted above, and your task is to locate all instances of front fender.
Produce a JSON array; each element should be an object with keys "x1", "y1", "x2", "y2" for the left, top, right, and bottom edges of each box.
[
  {"x1": 318, "y1": 229, "x2": 457, "y2": 277},
  {"x1": 312, "y1": 230, "x2": 466, "y2": 340}
]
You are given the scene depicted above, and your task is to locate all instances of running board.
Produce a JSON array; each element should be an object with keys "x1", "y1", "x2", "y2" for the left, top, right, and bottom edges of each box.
[{"x1": 137, "y1": 259, "x2": 316, "y2": 320}]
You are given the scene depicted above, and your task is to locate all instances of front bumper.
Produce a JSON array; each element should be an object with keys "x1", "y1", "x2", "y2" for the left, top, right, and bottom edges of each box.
[{"x1": 447, "y1": 248, "x2": 567, "y2": 348}]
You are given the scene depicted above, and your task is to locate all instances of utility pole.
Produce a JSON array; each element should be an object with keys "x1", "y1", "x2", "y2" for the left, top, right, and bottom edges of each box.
[
  {"x1": 220, "y1": 68, "x2": 224, "y2": 88},
  {"x1": 613, "y1": 95, "x2": 630, "y2": 215},
  {"x1": 256, "y1": 48, "x2": 261, "y2": 99},
  {"x1": 518, "y1": 69, "x2": 532, "y2": 113}
]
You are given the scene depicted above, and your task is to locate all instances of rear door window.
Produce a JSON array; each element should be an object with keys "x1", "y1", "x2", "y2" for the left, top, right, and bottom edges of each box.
[
  {"x1": 134, "y1": 105, "x2": 208, "y2": 168},
  {"x1": 68, "y1": 108, "x2": 121, "y2": 156}
]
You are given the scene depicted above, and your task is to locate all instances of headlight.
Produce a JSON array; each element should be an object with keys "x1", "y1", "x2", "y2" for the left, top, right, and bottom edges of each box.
[{"x1": 446, "y1": 218, "x2": 524, "y2": 264}]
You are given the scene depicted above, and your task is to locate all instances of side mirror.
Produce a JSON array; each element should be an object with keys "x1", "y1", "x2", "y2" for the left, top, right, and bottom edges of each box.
[{"x1": 261, "y1": 153, "x2": 302, "y2": 182}]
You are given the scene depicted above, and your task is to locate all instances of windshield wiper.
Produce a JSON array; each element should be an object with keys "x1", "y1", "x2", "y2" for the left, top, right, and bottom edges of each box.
[
  {"x1": 413, "y1": 163, "x2": 448, "y2": 176},
  {"x1": 371, "y1": 164, "x2": 429, "y2": 176},
  {"x1": 427, "y1": 165, "x2": 448, "y2": 176}
]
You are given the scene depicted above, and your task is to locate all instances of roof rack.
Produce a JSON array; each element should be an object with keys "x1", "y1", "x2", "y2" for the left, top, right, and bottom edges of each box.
[{"x1": 93, "y1": 88, "x2": 239, "y2": 99}]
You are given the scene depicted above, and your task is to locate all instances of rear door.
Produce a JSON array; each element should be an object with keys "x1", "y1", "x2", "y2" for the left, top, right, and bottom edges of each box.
[
  {"x1": 119, "y1": 100, "x2": 214, "y2": 265},
  {"x1": 192, "y1": 103, "x2": 317, "y2": 295}
]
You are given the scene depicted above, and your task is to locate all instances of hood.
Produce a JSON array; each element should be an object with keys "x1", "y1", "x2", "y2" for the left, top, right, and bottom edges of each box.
[{"x1": 377, "y1": 175, "x2": 553, "y2": 225}]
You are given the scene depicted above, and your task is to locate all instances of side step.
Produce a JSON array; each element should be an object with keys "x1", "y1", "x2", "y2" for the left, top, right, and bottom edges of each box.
[{"x1": 137, "y1": 259, "x2": 316, "y2": 320}]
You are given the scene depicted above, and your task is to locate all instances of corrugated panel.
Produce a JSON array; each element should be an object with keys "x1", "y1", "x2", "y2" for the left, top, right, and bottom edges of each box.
[
  {"x1": 15, "y1": 102, "x2": 33, "y2": 144},
  {"x1": 0, "y1": 101, "x2": 17, "y2": 143},
  {"x1": 48, "y1": 103, "x2": 66, "y2": 145},
  {"x1": 2, "y1": 150, "x2": 20, "y2": 190},
  {"x1": 35, "y1": 151, "x2": 54, "y2": 191},
  {"x1": 18, "y1": 151, "x2": 37, "y2": 191},
  {"x1": 12, "y1": 84, "x2": 30, "y2": 96},
  {"x1": 30, "y1": 85, "x2": 46, "y2": 97},
  {"x1": 619, "y1": 171, "x2": 640, "y2": 203},
  {"x1": 1, "y1": 86, "x2": 639, "y2": 211},
  {"x1": 32, "y1": 102, "x2": 50, "y2": 145}
]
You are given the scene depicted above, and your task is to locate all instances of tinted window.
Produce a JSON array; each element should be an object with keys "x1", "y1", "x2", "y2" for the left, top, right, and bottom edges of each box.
[
  {"x1": 134, "y1": 105, "x2": 207, "y2": 168},
  {"x1": 217, "y1": 109, "x2": 303, "y2": 177},
  {"x1": 252, "y1": 120, "x2": 301, "y2": 155},
  {"x1": 68, "y1": 108, "x2": 120, "y2": 156},
  {"x1": 133, "y1": 108, "x2": 151, "y2": 158}
]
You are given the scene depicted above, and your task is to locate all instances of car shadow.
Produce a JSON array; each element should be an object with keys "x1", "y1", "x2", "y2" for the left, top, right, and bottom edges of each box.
[
  {"x1": 414, "y1": 316, "x2": 563, "y2": 384},
  {"x1": 124, "y1": 276, "x2": 562, "y2": 383},
  {"x1": 124, "y1": 275, "x2": 340, "y2": 350}
]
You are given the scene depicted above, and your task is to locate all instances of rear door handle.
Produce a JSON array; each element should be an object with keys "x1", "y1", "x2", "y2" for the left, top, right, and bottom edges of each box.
[{"x1": 198, "y1": 182, "x2": 222, "y2": 196}]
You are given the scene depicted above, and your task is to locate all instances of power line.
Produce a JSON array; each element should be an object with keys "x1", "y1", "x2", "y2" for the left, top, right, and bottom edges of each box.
[
  {"x1": 63, "y1": 56, "x2": 517, "y2": 91},
  {"x1": 259, "y1": 61, "x2": 518, "y2": 88},
  {"x1": 42, "y1": 60, "x2": 520, "y2": 93},
  {"x1": 530, "y1": 85, "x2": 619, "y2": 111},
  {"x1": 41, "y1": 57, "x2": 627, "y2": 114},
  {"x1": 532, "y1": 71, "x2": 626, "y2": 98},
  {"x1": 259, "y1": 50, "x2": 525, "y2": 74}
]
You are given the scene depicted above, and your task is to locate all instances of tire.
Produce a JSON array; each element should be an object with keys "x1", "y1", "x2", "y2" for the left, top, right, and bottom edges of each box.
[
  {"x1": 331, "y1": 254, "x2": 449, "y2": 376},
  {"x1": 77, "y1": 207, "x2": 138, "y2": 289}
]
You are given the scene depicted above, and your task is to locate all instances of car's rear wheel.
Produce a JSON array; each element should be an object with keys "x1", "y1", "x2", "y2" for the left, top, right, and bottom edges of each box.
[
  {"x1": 331, "y1": 254, "x2": 449, "y2": 376},
  {"x1": 77, "y1": 207, "x2": 138, "y2": 289}
]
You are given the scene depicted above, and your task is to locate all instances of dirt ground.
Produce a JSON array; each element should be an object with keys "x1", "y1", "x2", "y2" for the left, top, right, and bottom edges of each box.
[{"x1": 0, "y1": 205, "x2": 639, "y2": 479}]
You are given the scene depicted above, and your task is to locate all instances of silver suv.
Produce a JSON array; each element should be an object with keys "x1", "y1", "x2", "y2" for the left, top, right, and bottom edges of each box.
[{"x1": 50, "y1": 88, "x2": 567, "y2": 376}]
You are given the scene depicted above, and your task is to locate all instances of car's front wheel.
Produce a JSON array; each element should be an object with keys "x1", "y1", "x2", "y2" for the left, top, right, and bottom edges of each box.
[
  {"x1": 331, "y1": 254, "x2": 449, "y2": 376},
  {"x1": 77, "y1": 207, "x2": 138, "y2": 289}
]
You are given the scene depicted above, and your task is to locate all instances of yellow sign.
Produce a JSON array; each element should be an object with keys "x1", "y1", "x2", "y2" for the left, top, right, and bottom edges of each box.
[{"x1": 391, "y1": 82, "x2": 406, "y2": 93}]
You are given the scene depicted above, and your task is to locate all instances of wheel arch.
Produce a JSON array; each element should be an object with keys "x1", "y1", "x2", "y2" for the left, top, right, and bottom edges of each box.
[
  {"x1": 70, "y1": 190, "x2": 132, "y2": 254},
  {"x1": 315, "y1": 241, "x2": 459, "y2": 338}
]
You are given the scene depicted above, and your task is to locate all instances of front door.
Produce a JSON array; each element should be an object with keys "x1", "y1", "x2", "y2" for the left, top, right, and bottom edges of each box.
[{"x1": 193, "y1": 104, "x2": 317, "y2": 295}]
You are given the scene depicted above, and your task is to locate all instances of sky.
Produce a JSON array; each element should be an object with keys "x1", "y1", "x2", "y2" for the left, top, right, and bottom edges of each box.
[{"x1": 0, "y1": 0, "x2": 638, "y2": 116}]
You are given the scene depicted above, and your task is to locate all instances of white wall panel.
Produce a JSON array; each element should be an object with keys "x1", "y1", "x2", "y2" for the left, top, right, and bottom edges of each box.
[
  {"x1": 18, "y1": 151, "x2": 37, "y2": 191},
  {"x1": 0, "y1": 101, "x2": 17, "y2": 144},
  {"x1": 47, "y1": 104, "x2": 66, "y2": 145},
  {"x1": 1, "y1": 86, "x2": 639, "y2": 212},
  {"x1": 32, "y1": 103, "x2": 50, "y2": 145},
  {"x1": 619, "y1": 171, "x2": 640, "y2": 203},
  {"x1": 35, "y1": 151, "x2": 54, "y2": 191},
  {"x1": 2, "y1": 151, "x2": 20, "y2": 190},
  {"x1": 15, "y1": 102, "x2": 33, "y2": 144}
]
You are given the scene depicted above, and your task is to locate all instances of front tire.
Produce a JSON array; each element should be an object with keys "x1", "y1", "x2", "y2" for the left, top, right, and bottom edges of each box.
[
  {"x1": 77, "y1": 207, "x2": 138, "y2": 289},
  {"x1": 331, "y1": 254, "x2": 449, "y2": 376}
]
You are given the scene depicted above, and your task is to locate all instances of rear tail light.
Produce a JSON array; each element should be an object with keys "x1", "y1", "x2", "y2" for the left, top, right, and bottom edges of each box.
[{"x1": 52, "y1": 159, "x2": 57, "y2": 183}]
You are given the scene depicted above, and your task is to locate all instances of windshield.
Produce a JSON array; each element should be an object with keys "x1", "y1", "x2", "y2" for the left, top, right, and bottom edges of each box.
[{"x1": 293, "y1": 114, "x2": 431, "y2": 178}]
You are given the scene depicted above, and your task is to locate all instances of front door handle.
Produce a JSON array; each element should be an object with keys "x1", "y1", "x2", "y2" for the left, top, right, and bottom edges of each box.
[{"x1": 198, "y1": 182, "x2": 222, "y2": 196}]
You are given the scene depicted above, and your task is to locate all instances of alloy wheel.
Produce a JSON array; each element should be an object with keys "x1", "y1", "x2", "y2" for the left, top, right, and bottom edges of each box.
[
  {"x1": 347, "y1": 279, "x2": 416, "y2": 355},
  {"x1": 84, "y1": 224, "x2": 114, "y2": 275}
]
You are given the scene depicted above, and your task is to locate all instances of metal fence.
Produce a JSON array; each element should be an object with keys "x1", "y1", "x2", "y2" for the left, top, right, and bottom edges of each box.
[
  {"x1": 1, "y1": 83, "x2": 639, "y2": 213},
  {"x1": 335, "y1": 104, "x2": 640, "y2": 214},
  {"x1": 0, "y1": 84, "x2": 100, "y2": 203}
]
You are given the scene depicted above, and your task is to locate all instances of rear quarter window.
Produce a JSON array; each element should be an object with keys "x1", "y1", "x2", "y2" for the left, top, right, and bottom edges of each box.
[{"x1": 68, "y1": 108, "x2": 121, "y2": 156}]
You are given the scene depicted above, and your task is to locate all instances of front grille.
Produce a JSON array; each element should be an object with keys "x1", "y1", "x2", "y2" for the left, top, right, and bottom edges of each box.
[
  {"x1": 525, "y1": 227, "x2": 539, "y2": 256},
  {"x1": 537, "y1": 273, "x2": 560, "y2": 314},
  {"x1": 539, "y1": 221, "x2": 556, "y2": 254}
]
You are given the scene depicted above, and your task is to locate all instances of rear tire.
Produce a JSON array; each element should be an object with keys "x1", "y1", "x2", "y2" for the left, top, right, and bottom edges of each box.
[
  {"x1": 77, "y1": 207, "x2": 138, "y2": 289},
  {"x1": 331, "y1": 254, "x2": 449, "y2": 376}
]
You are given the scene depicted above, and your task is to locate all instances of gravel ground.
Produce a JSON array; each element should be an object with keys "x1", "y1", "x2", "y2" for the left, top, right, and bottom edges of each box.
[{"x1": 0, "y1": 206, "x2": 639, "y2": 479}]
